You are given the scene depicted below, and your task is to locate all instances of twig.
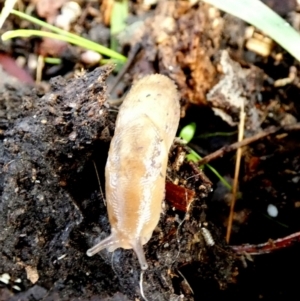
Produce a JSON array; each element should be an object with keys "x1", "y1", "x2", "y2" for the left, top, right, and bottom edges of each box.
[
  {"x1": 231, "y1": 231, "x2": 300, "y2": 255},
  {"x1": 36, "y1": 55, "x2": 44, "y2": 83},
  {"x1": 92, "y1": 160, "x2": 106, "y2": 206},
  {"x1": 226, "y1": 104, "x2": 246, "y2": 243},
  {"x1": 282, "y1": 122, "x2": 300, "y2": 131},
  {"x1": 197, "y1": 122, "x2": 300, "y2": 166},
  {"x1": 107, "y1": 43, "x2": 142, "y2": 96},
  {"x1": 177, "y1": 269, "x2": 194, "y2": 295}
]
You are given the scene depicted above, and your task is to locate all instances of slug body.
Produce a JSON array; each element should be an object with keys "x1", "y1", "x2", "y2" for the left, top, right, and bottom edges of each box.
[{"x1": 87, "y1": 74, "x2": 180, "y2": 270}]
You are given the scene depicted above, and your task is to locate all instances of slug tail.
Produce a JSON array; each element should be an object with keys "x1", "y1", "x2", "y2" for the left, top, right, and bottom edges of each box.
[
  {"x1": 86, "y1": 235, "x2": 115, "y2": 257},
  {"x1": 132, "y1": 239, "x2": 148, "y2": 270}
]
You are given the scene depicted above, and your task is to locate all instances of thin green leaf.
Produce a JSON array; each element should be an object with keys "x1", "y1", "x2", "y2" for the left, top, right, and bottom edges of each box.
[
  {"x1": 187, "y1": 148, "x2": 232, "y2": 190},
  {"x1": 3, "y1": 29, "x2": 82, "y2": 44},
  {"x1": 201, "y1": 0, "x2": 300, "y2": 61},
  {"x1": 179, "y1": 122, "x2": 196, "y2": 143},
  {"x1": 110, "y1": 0, "x2": 128, "y2": 51},
  {"x1": 8, "y1": 9, "x2": 127, "y2": 61},
  {"x1": 44, "y1": 57, "x2": 61, "y2": 64},
  {"x1": 197, "y1": 131, "x2": 237, "y2": 139},
  {"x1": 0, "y1": 0, "x2": 17, "y2": 28}
]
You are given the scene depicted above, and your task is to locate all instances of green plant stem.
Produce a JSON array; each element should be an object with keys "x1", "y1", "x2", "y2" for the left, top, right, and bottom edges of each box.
[
  {"x1": 188, "y1": 149, "x2": 232, "y2": 190},
  {"x1": 197, "y1": 131, "x2": 237, "y2": 139},
  {"x1": 9, "y1": 9, "x2": 127, "y2": 62},
  {"x1": 3, "y1": 29, "x2": 88, "y2": 46},
  {"x1": 44, "y1": 57, "x2": 61, "y2": 64}
]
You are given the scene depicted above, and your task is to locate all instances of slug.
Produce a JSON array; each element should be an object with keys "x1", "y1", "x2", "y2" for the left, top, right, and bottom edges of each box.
[{"x1": 86, "y1": 74, "x2": 180, "y2": 270}]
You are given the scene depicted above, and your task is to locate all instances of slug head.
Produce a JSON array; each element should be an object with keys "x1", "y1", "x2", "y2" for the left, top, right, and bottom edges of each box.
[{"x1": 86, "y1": 230, "x2": 149, "y2": 270}]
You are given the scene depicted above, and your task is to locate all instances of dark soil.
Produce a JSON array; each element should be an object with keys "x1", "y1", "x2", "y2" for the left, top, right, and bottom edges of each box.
[{"x1": 1, "y1": 0, "x2": 300, "y2": 301}]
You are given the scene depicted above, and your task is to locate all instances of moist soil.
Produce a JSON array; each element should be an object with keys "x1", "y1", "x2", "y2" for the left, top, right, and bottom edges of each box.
[{"x1": 1, "y1": 1, "x2": 300, "y2": 300}]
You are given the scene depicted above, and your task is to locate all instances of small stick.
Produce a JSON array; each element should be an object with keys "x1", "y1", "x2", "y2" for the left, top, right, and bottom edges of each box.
[
  {"x1": 197, "y1": 125, "x2": 278, "y2": 166},
  {"x1": 231, "y1": 231, "x2": 300, "y2": 255},
  {"x1": 197, "y1": 122, "x2": 300, "y2": 166},
  {"x1": 107, "y1": 43, "x2": 142, "y2": 96},
  {"x1": 36, "y1": 55, "x2": 45, "y2": 83},
  {"x1": 177, "y1": 269, "x2": 194, "y2": 295},
  {"x1": 226, "y1": 103, "x2": 246, "y2": 243},
  {"x1": 92, "y1": 160, "x2": 106, "y2": 206}
]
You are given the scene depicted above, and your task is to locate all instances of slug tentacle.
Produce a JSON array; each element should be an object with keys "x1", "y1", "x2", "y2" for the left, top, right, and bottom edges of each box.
[
  {"x1": 132, "y1": 238, "x2": 148, "y2": 270},
  {"x1": 86, "y1": 234, "x2": 118, "y2": 257},
  {"x1": 87, "y1": 74, "x2": 180, "y2": 270}
]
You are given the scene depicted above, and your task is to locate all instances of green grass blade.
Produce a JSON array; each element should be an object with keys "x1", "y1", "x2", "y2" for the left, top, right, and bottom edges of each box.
[
  {"x1": 3, "y1": 29, "x2": 83, "y2": 44},
  {"x1": 0, "y1": 0, "x2": 17, "y2": 28},
  {"x1": 44, "y1": 57, "x2": 61, "y2": 64},
  {"x1": 9, "y1": 9, "x2": 127, "y2": 61},
  {"x1": 179, "y1": 122, "x2": 197, "y2": 143},
  {"x1": 186, "y1": 148, "x2": 232, "y2": 190},
  {"x1": 201, "y1": 0, "x2": 300, "y2": 61},
  {"x1": 110, "y1": 0, "x2": 128, "y2": 51},
  {"x1": 197, "y1": 131, "x2": 237, "y2": 139}
]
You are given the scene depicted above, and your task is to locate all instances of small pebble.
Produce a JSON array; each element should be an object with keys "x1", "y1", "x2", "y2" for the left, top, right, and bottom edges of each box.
[
  {"x1": 81, "y1": 50, "x2": 102, "y2": 65},
  {"x1": 267, "y1": 204, "x2": 278, "y2": 217},
  {"x1": 0, "y1": 273, "x2": 10, "y2": 284}
]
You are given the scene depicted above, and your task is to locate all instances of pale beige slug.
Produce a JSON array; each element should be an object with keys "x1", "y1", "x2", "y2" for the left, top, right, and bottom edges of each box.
[{"x1": 86, "y1": 74, "x2": 180, "y2": 270}]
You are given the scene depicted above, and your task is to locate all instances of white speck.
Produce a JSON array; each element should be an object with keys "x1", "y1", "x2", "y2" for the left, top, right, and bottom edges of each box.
[
  {"x1": 12, "y1": 285, "x2": 21, "y2": 291},
  {"x1": 81, "y1": 50, "x2": 102, "y2": 65},
  {"x1": 267, "y1": 204, "x2": 278, "y2": 217},
  {"x1": 57, "y1": 254, "x2": 67, "y2": 260},
  {"x1": 68, "y1": 131, "x2": 77, "y2": 141},
  {"x1": 0, "y1": 273, "x2": 10, "y2": 284},
  {"x1": 61, "y1": 1, "x2": 81, "y2": 23}
]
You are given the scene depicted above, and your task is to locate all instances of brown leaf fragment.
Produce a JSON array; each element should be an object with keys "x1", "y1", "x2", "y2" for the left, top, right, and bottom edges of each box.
[
  {"x1": 165, "y1": 181, "x2": 195, "y2": 212},
  {"x1": 207, "y1": 50, "x2": 263, "y2": 133}
]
